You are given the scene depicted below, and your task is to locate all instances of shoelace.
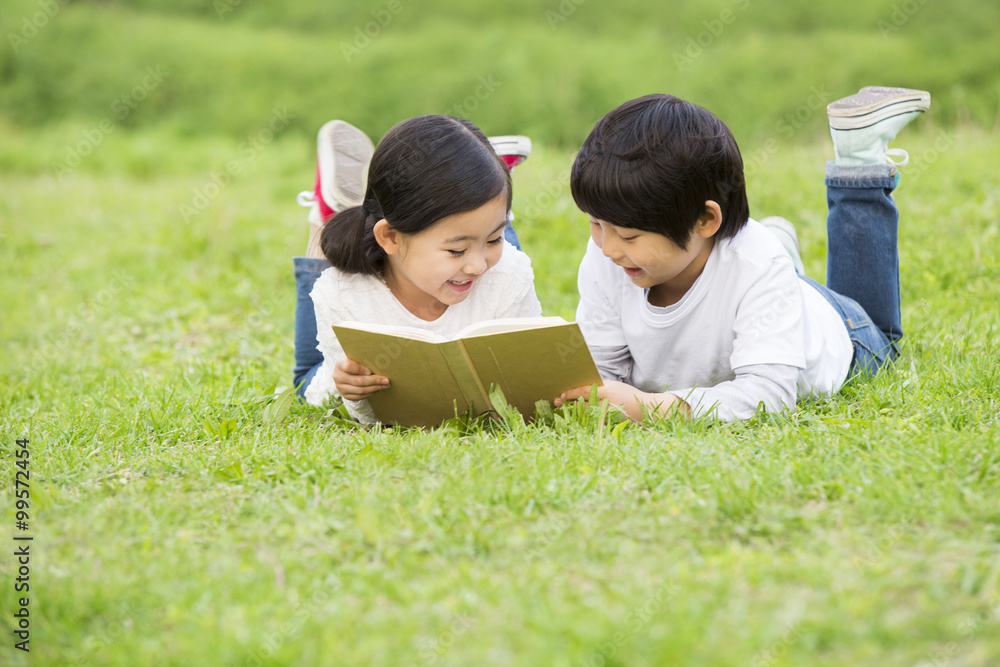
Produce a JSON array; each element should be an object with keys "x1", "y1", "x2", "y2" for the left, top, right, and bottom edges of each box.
[
  {"x1": 885, "y1": 148, "x2": 910, "y2": 167},
  {"x1": 296, "y1": 190, "x2": 316, "y2": 207}
]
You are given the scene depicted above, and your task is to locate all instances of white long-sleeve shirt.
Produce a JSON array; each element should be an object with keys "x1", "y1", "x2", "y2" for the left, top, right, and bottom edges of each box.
[{"x1": 576, "y1": 220, "x2": 853, "y2": 421}]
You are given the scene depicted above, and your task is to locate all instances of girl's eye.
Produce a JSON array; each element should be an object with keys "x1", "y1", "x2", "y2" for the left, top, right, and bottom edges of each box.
[
  {"x1": 448, "y1": 249, "x2": 465, "y2": 257},
  {"x1": 487, "y1": 236, "x2": 503, "y2": 246}
]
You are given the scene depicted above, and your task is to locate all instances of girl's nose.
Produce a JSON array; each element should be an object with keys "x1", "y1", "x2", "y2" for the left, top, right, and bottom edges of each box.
[{"x1": 464, "y1": 252, "x2": 488, "y2": 276}]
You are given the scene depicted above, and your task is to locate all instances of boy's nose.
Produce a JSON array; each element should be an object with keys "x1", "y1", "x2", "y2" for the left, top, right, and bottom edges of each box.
[{"x1": 600, "y1": 237, "x2": 622, "y2": 261}]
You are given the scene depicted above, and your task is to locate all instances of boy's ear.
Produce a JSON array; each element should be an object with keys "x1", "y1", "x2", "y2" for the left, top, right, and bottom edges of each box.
[
  {"x1": 373, "y1": 219, "x2": 402, "y2": 255},
  {"x1": 695, "y1": 200, "x2": 724, "y2": 238}
]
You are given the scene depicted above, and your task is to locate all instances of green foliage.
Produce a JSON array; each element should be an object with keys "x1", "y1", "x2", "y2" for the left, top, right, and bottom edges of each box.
[
  {"x1": 3, "y1": 3, "x2": 1000, "y2": 664},
  {"x1": 1, "y1": 0, "x2": 999, "y2": 154}
]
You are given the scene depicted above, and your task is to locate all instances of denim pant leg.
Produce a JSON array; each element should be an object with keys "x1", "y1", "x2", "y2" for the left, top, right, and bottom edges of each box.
[
  {"x1": 813, "y1": 162, "x2": 902, "y2": 378},
  {"x1": 293, "y1": 257, "x2": 331, "y2": 397},
  {"x1": 504, "y1": 216, "x2": 522, "y2": 250}
]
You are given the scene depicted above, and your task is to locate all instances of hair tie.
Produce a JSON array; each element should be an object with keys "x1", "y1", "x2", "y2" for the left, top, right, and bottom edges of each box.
[{"x1": 362, "y1": 197, "x2": 383, "y2": 218}]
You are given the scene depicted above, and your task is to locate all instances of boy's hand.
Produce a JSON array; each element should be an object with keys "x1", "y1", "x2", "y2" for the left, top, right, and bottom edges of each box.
[
  {"x1": 555, "y1": 380, "x2": 689, "y2": 422},
  {"x1": 333, "y1": 357, "x2": 390, "y2": 402}
]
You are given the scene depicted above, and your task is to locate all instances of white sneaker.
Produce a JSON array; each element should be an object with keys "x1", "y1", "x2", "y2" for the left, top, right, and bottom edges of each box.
[
  {"x1": 760, "y1": 216, "x2": 805, "y2": 275},
  {"x1": 828, "y1": 86, "x2": 930, "y2": 167}
]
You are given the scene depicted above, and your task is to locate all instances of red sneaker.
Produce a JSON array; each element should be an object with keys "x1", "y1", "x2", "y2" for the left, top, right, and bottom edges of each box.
[
  {"x1": 488, "y1": 135, "x2": 532, "y2": 172},
  {"x1": 297, "y1": 120, "x2": 375, "y2": 225}
]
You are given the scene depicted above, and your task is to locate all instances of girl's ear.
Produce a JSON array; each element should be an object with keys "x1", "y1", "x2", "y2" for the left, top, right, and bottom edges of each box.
[
  {"x1": 695, "y1": 200, "x2": 724, "y2": 238},
  {"x1": 373, "y1": 219, "x2": 402, "y2": 255}
]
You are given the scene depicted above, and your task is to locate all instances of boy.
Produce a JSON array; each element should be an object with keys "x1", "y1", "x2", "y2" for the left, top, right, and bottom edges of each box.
[{"x1": 556, "y1": 87, "x2": 930, "y2": 421}]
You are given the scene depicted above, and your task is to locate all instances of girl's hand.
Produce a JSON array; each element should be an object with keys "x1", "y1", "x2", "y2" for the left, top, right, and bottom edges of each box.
[
  {"x1": 333, "y1": 357, "x2": 390, "y2": 402},
  {"x1": 554, "y1": 380, "x2": 689, "y2": 422}
]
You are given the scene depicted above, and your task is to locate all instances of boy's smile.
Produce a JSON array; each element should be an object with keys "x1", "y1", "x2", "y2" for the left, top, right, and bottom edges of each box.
[{"x1": 589, "y1": 207, "x2": 720, "y2": 307}]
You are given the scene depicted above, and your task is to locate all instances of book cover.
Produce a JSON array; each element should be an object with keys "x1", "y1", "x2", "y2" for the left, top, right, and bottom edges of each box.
[{"x1": 331, "y1": 318, "x2": 602, "y2": 426}]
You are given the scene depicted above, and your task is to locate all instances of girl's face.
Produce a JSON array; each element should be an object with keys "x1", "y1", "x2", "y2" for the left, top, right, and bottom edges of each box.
[{"x1": 380, "y1": 195, "x2": 508, "y2": 320}]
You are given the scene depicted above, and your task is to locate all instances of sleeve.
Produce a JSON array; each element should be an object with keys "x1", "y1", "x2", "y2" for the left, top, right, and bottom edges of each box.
[
  {"x1": 303, "y1": 270, "x2": 379, "y2": 424},
  {"x1": 575, "y1": 239, "x2": 628, "y2": 348},
  {"x1": 590, "y1": 345, "x2": 634, "y2": 382},
  {"x1": 730, "y1": 255, "x2": 807, "y2": 370},
  {"x1": 494, "y1": 243, "x2": 543, "y2": 318},
  {"x1": 673, "y1": 363, "x2": 799, "y2": 421}
]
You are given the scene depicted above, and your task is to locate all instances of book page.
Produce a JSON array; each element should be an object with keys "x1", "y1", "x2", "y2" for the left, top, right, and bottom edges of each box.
[
  {"x1": 335, "y1": 321, "x2": 448, "y2": 344},
  {"x1": 455, "y1": 316, "x2": 567, "y2": 339}
]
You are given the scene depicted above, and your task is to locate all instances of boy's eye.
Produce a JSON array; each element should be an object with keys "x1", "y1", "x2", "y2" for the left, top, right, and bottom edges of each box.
[{"x1": 619, "y1": 235, "x2": 638, "y2": 242}]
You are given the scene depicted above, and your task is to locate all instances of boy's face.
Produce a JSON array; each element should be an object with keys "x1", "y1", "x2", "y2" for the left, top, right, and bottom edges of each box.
[{"x1": 589, "y1": 215, "x2": 716, "y2": 305}]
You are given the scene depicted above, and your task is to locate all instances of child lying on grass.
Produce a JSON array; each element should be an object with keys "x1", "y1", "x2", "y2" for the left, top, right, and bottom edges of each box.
[{"x1": 556, "y1": 87, "x2": 930, "y2": 421}]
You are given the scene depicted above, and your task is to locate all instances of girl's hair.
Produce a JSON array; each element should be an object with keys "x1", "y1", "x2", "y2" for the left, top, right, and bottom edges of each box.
[
  {"x1": 571, "y1": 94, "x2": 750, "y2": 250},
  {"x1": 321, "y1": 115, "x2": 512, "y2": 276}
]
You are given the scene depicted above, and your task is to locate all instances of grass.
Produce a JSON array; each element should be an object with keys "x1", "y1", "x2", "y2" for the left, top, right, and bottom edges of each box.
[
  {"x1": 2, "y1": 120, "x2": 999, "y2": 665},
  {"x1": 2, "y1": 1, "x2": 1000, "y2": 663}
]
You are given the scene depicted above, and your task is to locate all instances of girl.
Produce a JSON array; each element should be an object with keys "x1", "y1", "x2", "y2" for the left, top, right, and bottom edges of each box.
[{"x1": 292, "y1": 115, "x2": 542, "y2": 423}]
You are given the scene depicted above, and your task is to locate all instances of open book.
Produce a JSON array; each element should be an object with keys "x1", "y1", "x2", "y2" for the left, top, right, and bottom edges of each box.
[{"x1": 332, "y1": 316, "x2": 602, "y2": 427}]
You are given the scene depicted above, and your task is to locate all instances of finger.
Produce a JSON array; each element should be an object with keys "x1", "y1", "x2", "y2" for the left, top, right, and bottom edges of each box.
[
  {"x1": 559, "y1": 385, "x2": 593, "y2": 402},
  {"x1": 336, "y1": 372, "x2": 390, "y2": 389},
  {"x1": 335, "y1": 357, "x2": 373, "y2": 376},
  {"x1": 341, "y1": 383, "x2": 390, "y2": 401}
]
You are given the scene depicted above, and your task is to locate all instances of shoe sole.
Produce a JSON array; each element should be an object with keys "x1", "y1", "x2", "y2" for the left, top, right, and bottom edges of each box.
[
  {"x1": 317, "y1": 120, "x2": 375, "y2": 211},
  {"x1": 828, "y1": 87, "x2": 930, "y2": 130},
  {"x1": 488, "y1": 135, "x2": 532, "y2": 160}
]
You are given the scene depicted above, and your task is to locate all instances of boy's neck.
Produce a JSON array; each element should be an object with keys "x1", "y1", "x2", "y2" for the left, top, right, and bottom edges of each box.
[{"x1": 645, "y1": 237, "x2": 716, "y2": 308}]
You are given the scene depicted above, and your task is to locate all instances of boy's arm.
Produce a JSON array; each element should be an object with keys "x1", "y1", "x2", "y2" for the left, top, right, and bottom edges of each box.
[
  {"x1": 671, "y1": 363, "x2": 799, "y2": 421},
  {"x1": 557, "y1": 363, "x2": 797, "y2": 421}
]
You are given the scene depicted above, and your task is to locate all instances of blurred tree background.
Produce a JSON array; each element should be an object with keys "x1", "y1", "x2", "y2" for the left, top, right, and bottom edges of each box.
[{"x1": 1, "y1": 0, "x2": 997, "y2": 167}]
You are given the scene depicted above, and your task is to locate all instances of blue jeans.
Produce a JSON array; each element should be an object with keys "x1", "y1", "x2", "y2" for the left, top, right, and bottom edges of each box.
[
  {"x1": 800, "y1": 162, "x2": 902, "y2": 379},
  {"x1": 292, "y1": 222, "x2": 523, "y2": 397}
]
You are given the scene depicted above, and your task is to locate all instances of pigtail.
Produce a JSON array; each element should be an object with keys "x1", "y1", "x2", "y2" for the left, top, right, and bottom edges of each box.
[{"x1": 320, "y1": 199, "x2": 388, "y2": 276}]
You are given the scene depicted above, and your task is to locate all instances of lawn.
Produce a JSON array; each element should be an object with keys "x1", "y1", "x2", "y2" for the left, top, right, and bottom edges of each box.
[
  {"x1": 2, "y1": 1, "x2": 1000, "y2": 665},
  {"x1": 2, "y1": 124, "x2": 999, "y2": 665}
]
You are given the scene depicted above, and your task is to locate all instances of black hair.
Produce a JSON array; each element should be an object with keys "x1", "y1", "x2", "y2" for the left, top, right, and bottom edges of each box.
[
  {"x1": 321, "y1": 115, "x2": 512, "y2": 276},
  {"x1": 570, "y1": 94, "x2": 749, "y2": 249}
]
